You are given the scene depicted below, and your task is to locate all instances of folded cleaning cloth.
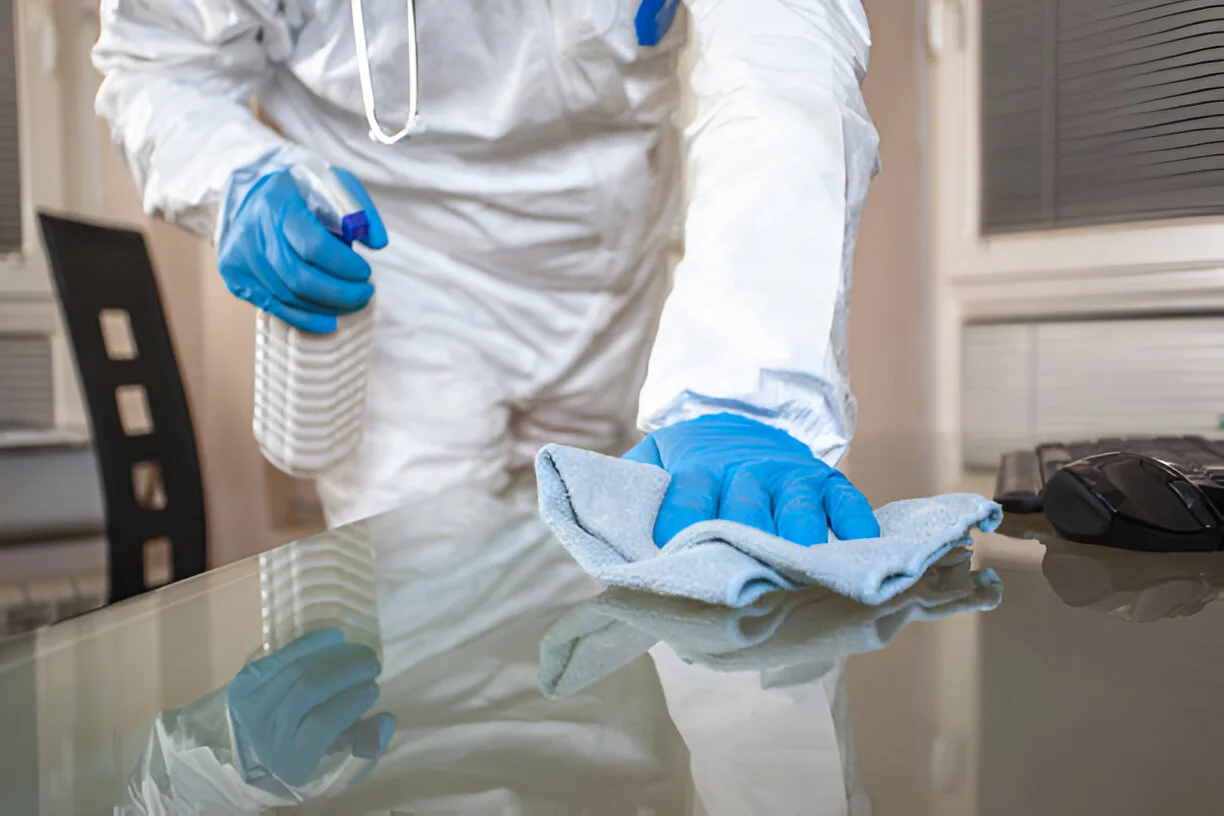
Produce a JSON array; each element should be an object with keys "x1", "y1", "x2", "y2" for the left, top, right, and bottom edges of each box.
[
  {"x1": 540, "y1": 550, "x2": 1002, "y2": 699},
  {"x1": 535, "y1": 445, "x2": 1003, "y2": 608}
]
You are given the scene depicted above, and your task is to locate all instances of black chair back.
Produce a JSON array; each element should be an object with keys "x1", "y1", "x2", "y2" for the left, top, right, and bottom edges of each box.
[{"x1": 37, "y1": 213, "x2": 206, "y2": 603}]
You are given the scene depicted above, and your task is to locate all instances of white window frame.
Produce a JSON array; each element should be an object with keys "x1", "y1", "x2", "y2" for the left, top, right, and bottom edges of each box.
[
  {"x1": 2, "y1": 0, "x2": 65, "y2": 295},
  {"x1": 927, "y1": 0, "x2": 1224, "y2": 449},
  {"x1": 0, "y1": 0, "x2": 103, "y2": 433}
]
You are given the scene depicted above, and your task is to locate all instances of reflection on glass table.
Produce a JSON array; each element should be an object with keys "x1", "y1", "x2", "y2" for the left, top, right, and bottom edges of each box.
[
  {"x1": 540, "y1": 550, "x2": 1000, "y2": 699},
  {"x1": 5, "y1": 439, "x2": 1224, "y2": 816},
  {"x1": 994, "y1": 497, "x2": 1224, "y2": 623},
  {"x1": 89, "y1": 478, "x2": 998, "y2": 816},
  {"x1": 1042, "y1": 537, "x2": 1224, "y2": 623}
]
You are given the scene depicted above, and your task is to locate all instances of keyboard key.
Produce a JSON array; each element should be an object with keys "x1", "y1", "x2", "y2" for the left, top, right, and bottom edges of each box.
[
  {"x1": 1038, "y1": 446, "x2": 1074, "y2": 481},
  {"x1": 1067, "y1": 443, "x2": 1095, "y2": 461},
  {"x1": 995, "y1": 450, "x2": 1044, "y2": 512}
]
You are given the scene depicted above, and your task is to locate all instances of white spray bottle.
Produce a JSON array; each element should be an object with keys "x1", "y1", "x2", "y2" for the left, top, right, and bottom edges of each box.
[{"x1": 252, "y1": 162, "x2": 376, "y2": 477}]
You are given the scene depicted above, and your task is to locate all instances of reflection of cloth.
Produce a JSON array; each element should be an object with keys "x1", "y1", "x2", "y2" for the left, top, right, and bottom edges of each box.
[
  {"x1": 540, "y1": 550, "x2": 1002, "y2": 699},
  {"x1": 537, "y1": 444, "x2": 1003, "y2": 607}
]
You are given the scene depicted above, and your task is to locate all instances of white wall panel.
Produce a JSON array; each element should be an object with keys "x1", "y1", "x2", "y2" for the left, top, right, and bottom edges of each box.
[
  {"x1": 962, "y1": 324, "x2": 1035, "y2": 466},
  {"x1": 962, "y1": 316, "x2": 1224, "y2": 466},
  {"x1": 1034, "y1": 317, "x2": 1224, "y2": 439}
]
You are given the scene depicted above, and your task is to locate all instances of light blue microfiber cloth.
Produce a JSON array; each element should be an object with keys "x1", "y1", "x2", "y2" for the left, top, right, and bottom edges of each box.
[
  {"x1": 539, "y1": 551, "x2": 1002, "y2": 699},
  {"x1": 535, "y1": 444, "x2": 1003, "y2": 609}
]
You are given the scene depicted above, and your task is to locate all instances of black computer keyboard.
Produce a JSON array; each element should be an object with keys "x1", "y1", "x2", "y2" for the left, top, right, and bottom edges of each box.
[{"x1": 995, "y1": 436, "x2": 1224, "y2": 513}]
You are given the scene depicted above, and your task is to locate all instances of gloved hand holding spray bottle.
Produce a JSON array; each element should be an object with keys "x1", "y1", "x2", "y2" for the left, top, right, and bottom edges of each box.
[
  {"x1": 217, "y1": 156, "x2": 389, "y2": 477},
  {"x1": 216, "y1": 0, "x2": 418, "y2": 478}
]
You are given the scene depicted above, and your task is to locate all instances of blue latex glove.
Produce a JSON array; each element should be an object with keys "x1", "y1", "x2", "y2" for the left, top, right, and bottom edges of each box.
[
  {"x1": 217, "y1": 167, "x2": 388, "y2": 334},
  {"x1": 624, "y1": 413, "x2": 880, "y2": 547},
  {"x1": 227, "y1": 628, "x2": 395, "y2": 788}
]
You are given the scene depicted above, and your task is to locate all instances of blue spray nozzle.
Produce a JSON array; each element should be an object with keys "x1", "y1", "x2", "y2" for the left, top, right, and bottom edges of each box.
[
  {"x1": 289, "y1": 162, "x2": 369, "y2": 247},
  {"x1": 339, "y1": 212, "x2": 370, "y2": 247}
]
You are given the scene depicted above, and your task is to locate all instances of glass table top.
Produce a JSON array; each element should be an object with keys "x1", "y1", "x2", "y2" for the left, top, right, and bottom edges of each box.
[{"x1": 2, "y1": 440, "x2": 1223, "y2": 815}]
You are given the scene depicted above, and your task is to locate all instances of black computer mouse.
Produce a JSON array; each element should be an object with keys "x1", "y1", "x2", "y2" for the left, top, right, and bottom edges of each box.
[{"x1": 1043, "y1": 452, "x2": 1224, "y2": 553}]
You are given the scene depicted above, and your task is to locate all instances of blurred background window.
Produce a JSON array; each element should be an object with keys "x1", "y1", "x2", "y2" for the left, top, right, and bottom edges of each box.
[{"x1": 982, "y1": 0, "x2": 1224, "y2": 232}]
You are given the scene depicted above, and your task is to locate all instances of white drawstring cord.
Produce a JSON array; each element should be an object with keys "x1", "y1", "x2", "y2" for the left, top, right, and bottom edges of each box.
[{"x1": 350, "y1": 0, "x2": 420, "y2": 145}]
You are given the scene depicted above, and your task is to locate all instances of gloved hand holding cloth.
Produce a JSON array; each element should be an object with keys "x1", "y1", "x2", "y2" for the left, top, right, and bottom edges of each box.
[
  {"x1": 624, "y1": 413, "x2": 879, "y2": 548},
  {"x1": 536, "y1": 424, "x2": 1002, "y2": 608}
]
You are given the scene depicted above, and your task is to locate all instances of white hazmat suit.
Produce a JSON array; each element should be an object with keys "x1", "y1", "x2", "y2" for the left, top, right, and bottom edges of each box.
[{"x1": 94, "y1": 0, "x2": 879, "y2": 526}]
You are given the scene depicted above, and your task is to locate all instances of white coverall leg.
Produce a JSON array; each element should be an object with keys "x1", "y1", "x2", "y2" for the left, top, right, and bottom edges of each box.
[{"x1": 93, "y1": 0, "x2": 878, "y2": 528}]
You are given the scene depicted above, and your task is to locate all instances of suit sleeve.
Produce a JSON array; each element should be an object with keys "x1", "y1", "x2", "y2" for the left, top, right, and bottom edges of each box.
[
  {"x1": 637, "y1": 0, "x2": 879, "y2": 465},
  {"x1": 93, "y1": 0, "x2": 307, "y2": 240}
]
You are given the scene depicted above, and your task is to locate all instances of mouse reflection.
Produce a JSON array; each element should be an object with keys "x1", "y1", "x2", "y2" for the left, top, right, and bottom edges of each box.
[{"x1": 1042, "y1": 536, "x2": 1224, "y2": 623}]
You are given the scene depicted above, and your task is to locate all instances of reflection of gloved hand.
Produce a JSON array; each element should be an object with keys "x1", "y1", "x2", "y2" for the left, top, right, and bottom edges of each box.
[
  {"x1": 624, "y1": 413, "x2": 879, "y2": 547},
  {"x1": 226, "y1": 628, "x2": 395, "y2": 788},
  {"x1": 217, "y1": 165, "x2": 388, "y2": 334}
]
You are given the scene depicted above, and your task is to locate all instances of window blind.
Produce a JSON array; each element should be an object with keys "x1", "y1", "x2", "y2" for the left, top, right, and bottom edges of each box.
[
  {"x1": 982, "y1": 0, "x2": 1224, "y2": 233},
  {"x1": 0, "y1": 334, "x2": 53, "y2": 429}
]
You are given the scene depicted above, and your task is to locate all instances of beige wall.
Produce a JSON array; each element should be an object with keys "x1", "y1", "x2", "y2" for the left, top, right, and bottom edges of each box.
[{"x1": 850, "y1": 0, "x2": 932, "y2": 438}]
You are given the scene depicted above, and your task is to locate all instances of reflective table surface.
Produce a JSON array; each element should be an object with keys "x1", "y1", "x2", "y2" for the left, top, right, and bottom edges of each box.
[{"x1": 2, "y1": 441, "x2": 1224, "y2": 815}]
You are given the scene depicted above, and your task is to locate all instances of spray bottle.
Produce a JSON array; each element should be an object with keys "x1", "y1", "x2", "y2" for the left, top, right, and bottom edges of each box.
[{"x1": 252, "y1": 162, "x2": 376, "y2": 477}]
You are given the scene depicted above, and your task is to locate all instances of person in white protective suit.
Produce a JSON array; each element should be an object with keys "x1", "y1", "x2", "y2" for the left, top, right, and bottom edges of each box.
[
  {"x1": 120, "y1": 483, "x2": 871, "y2": 814},
  {"x1": 93, "y1": 0, "x2": 883, "y2": 538}
]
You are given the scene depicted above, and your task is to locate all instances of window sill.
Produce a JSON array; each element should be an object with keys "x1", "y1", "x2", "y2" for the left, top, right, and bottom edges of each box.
[
  {"x1": 0, "y1": 426, "x2": 89, "y2": 450},
  {"x1": 0, "y1": 291, "x2": 56, "y2": 330},
  {"x1": 942, "y1": 216, "x2": 1224, "y2": 322},
  {"x1": 951, "y1": 260, "x2": 1224, "y2": 322},
  {"x1": 0, "y1": 252, "x2": 51, "y2": 297}
]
